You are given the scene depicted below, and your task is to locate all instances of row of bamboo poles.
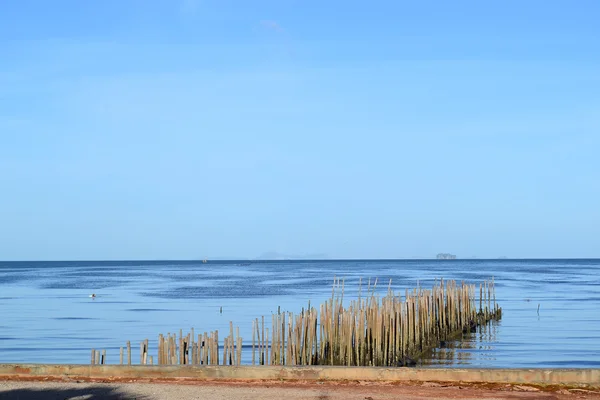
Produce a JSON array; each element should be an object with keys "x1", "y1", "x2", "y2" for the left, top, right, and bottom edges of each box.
[{"x1": 91, "y1": 277, "x2": 501, "y2": 367}]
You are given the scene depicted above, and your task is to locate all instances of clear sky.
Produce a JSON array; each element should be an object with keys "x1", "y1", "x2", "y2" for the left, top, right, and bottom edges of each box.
[{"x1": 1, "y1": 1, "x2": 599, "y2": 260}]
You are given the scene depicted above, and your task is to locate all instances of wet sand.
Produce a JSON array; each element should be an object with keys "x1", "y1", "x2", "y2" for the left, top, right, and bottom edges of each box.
[{"x1": 1, "y1": 380, "x2": 599, "y2": 400}]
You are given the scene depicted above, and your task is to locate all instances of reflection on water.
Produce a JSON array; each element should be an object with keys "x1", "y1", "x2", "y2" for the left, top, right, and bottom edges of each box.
[
  {"x1": 422, "y1": 321, "x2": 499, "y2": 366},
  {"x1": 0, "y1": 259, "x2": 599, "y2": 367}
]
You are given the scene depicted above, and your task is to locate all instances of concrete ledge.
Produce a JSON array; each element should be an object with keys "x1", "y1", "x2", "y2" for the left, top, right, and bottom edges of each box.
[{"x1": 0, "y1": 364, "x2": 598, "y2": 388}]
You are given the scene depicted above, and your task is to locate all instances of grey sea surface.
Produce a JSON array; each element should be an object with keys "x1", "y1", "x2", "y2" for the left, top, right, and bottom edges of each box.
[{"x1": 0, "y1": 259, "x2": 598, "y2": 367}]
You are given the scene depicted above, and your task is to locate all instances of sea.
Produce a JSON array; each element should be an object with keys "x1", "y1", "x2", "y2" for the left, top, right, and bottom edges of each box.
[{"x1": 0, "y1": 259, "x2": 599, "y2": 368}]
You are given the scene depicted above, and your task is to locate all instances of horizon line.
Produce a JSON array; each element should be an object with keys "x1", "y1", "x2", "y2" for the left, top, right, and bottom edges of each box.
[{"x1": 1, "y1": 257, "x2": 599, "y2": 263}]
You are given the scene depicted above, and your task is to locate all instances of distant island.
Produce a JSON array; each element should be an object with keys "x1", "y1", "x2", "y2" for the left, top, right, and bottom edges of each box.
[{"x1": 436, "y1": 253, "x2": 457, "y2": 260}]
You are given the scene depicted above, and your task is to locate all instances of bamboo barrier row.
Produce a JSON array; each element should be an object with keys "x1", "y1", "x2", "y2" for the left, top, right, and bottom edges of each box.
[
  {"x1": 91, "y1": 277, "x2": 501, "y2": 367},
  {"x1": 90, "y1": 349, "x2": 106, "y2": 365}
]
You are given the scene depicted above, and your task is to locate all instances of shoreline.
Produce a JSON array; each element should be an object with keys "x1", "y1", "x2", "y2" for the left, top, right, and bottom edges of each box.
[
  {"x1": 1, "y1": 364, "x2": 598, "y2": 389},
  {"x1": 1, "y1": 378, "x2": 599, "y2": 400},
  {"x1": 2, "y1": 365, "x2": 599, "y2": 400}
]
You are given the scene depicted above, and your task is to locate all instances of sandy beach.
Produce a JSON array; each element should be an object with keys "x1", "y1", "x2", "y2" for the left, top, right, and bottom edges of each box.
[{"x1": 1, "y1": 380, "x2": 599, "y2": 400}]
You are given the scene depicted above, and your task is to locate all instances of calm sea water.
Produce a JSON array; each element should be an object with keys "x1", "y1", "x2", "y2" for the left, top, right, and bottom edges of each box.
[{"x1": 0, "y1": 259, "x2": 599, "y2": 368}]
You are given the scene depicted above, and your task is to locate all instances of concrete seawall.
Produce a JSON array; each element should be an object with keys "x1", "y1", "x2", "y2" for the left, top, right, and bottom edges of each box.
[{"x1": 0, "y1": 364, "x2": 598, "y2": 388}]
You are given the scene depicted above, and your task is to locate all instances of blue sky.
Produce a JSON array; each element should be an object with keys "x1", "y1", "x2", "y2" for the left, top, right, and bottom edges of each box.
[{"x1": 1, "y1": 1, "x2": 599, "y2": 260}]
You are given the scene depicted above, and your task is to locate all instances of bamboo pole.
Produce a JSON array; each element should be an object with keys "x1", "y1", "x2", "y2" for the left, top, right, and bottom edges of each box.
[
  {"x1": 144, "y1": 339, "x2": 148, "y2": 365},
  {"x1": 266, "y1": 327, "x2": 269, "y2": 366},
  {"x1": 261, "y1": 315, "x2": 265, "y2": 365}
]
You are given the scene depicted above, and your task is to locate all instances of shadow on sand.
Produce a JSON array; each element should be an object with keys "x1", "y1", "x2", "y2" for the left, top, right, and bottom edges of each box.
[{"x1": 0, "y1": 385, "x2": 148, "y2": 400}]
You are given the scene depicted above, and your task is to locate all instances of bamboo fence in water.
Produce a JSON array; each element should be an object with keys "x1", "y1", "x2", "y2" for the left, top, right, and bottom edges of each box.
[{"x1": 91, "y1": 278, "x2": 501, "y2": 367}]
